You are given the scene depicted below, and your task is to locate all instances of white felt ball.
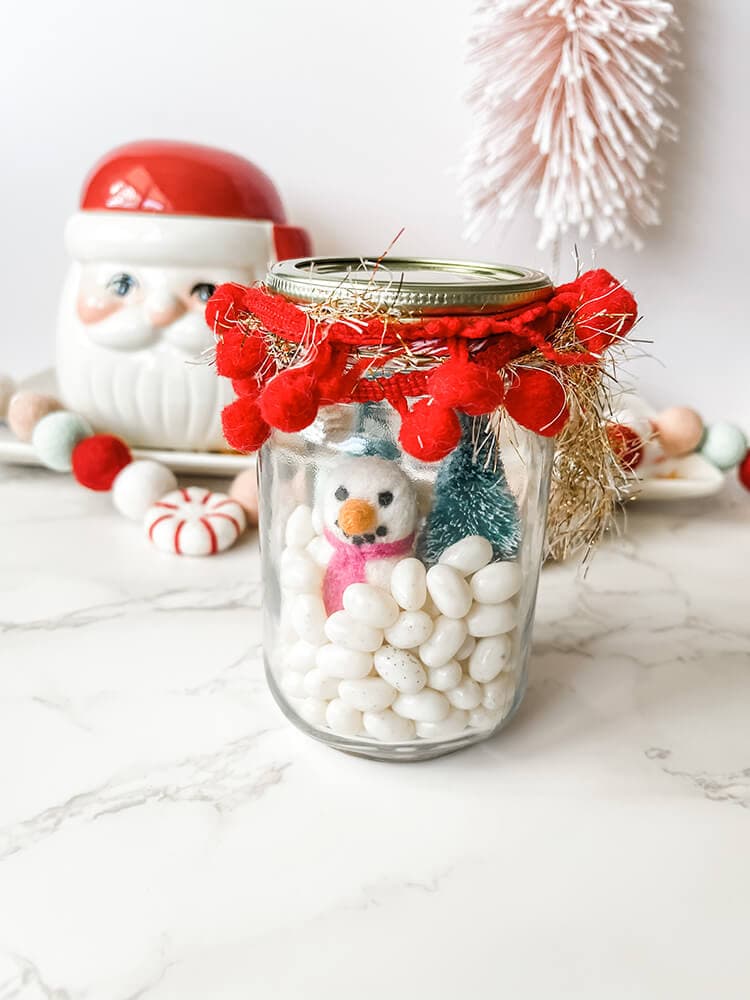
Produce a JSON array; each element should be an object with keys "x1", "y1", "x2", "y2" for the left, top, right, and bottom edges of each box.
[
  {"x1": 0, "y1": 374, "x2": 16, "y2": 419},
  {"x1": 112, "y1": 460, "x2": 178, "y2": 520}
]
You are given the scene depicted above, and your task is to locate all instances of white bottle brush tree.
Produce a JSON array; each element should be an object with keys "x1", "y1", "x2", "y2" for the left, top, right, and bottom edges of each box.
[{"x1": 461, "y1": 0, "x2": 681, "y2": 249}]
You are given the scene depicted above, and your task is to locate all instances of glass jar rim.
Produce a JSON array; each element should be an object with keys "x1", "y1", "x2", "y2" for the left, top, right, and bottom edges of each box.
[{"x1": 267, "y1": 256, "x2": 553, "y2": 315}]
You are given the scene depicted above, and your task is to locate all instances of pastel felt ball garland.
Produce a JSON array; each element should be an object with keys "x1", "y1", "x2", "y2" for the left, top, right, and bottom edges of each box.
[
  {"x1": 607, "y1": 405, "x2": 750, "y2": 489},
  {"x1": 1, "y1": 386, "x2": 253, "y2": 555}
]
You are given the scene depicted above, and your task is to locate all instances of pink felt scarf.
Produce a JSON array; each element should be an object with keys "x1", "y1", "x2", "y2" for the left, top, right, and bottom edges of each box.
[{"x1": 322, "y1": 529, "x2": 415, "y2": 614}]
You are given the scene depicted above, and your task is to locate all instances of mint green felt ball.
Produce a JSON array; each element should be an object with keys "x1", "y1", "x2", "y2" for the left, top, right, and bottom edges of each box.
[
  {"x1": 32, "y1": 411, "x2": 93, "y2": 472},
  {"x1": 699, "y1": 421, "x2": 748, "y2": 471}
]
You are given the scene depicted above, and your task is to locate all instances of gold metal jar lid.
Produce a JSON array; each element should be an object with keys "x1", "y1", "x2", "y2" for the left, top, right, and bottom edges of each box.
[{"x1": 267, "y1": 257, "x2": 552, "y2": 316}]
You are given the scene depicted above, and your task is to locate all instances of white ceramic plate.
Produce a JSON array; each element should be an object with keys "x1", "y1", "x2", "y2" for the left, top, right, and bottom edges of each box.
[{"x1": 630, "y1": 453, "x2": 724, "y2": 501}]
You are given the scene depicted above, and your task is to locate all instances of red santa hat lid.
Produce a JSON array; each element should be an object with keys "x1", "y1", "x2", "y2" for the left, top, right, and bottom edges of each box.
[{"x1": 65, "y1": 140, "x2": 310, "y2": 267}]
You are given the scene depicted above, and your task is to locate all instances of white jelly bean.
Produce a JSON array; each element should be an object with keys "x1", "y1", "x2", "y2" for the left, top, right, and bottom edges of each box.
[
  {"x1": 465, "y1": 601, "x2": 517, "y2": 638},
  {"x1": 338, "y1": 677, "x2": 397, "y2": 713},
  {"x1": 363, "y1": 708, "x2": 417, "y2": 742},
  {"x1": 482, "y1": 674, "x2": 516, "y2": 712},
  {"x1": 445, "y1": 676, "x2": 482, "y2": 711},
  {"x1": 426, "y1": 564, "x2": 473, "y2": 619},
  {"x1": 384, "y1": 610, "x2": 434, "y2": 649},
  {"x1": 373, "y1": 645, "x2": 426, "y2": 694},
  {"x1": 311, "y1": 506, "x2": 323, "y2": 535},
  {"x1": 343, "y1": 583, "x2": 399, "y2": 629},
  {"x1": 281, "y1": 671, "x2": 306, "y2": 699},
  {"x1": 468, "y1": 634, "x2": 512, "y2": 682},
  {"x1": 280, "y1": 548, "x2": 322, "y2": 593},
  {"x1": 468, "y1": 705, "x2": 503, "y2": 731},
  {"x1": 456, "y1": 635, "x2": 476, "y2": 660},
  {"x1": 316, "y1": 643, "x2": 373, "y2": 679},
  {"x1": 418, "y1": 615, "x2": 467, "y2": 668},
  {"x1": 291, "y1": 594, "x2": 327, "y2": 644},
  {"x1": 422, "y1": 593, "x2": 440, "y2": 617},
  {"x1": 393, "y1": 689, "x2": 451, "y2": 723},
  {"x1": 285, "y1": 505, "x2": 315, "y2": 548},
  {"x1": 426, "y1": 660, "x2": 462, "y2": 692},
  {"x1": 438, "y1": 535, "x2": 493, "y2": 575},
  {"x1": 470, "y1": 561, "x2": 522, "y2": 604},
  {"x1": 303, "y1": 667, "x2": 341, "y2": 700},
  {"x1": 416, "y1": 708, "x2": 469, "y2": 740},
  {"x1": 324, "y1": 610, "x2": 383, "y2": 653},
  {"x1": 390, "y1": 557, "x2": 427, "y2": 611},
  {"x1": 326, "y1": 698, "x2": 363, "y2": 736},
  {"x1": 307, "y1": 535, "x2": 334, "y2": 568},
  {"x1": 298, "y1": 698, "x2": 327, "y2": 727},
  {"x1": 279, "y1": 591, "x2": 298, "y2": 642},
  {"x1": 283, "y1": 639, "x2": 320, "y2": 674}
]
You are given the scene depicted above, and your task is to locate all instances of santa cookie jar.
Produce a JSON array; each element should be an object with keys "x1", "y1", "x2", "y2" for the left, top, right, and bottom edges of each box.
[{"x1": 56, "y1": 140, "x2": 310, "y2": 451}]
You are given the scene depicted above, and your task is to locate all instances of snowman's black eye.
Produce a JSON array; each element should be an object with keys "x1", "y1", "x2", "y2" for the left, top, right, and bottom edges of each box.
[
  {"x1": 378, "y1": 491, "x2": 393, "y2": 507},
  {"x1": 335, "y1": 486, "x2": 349, "y2": 501}
]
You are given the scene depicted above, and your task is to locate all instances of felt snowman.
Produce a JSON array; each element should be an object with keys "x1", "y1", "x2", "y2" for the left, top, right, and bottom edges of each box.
[
  {"x1": 318, "y1": 456, "x2": 417, "y2": 613},
  {"x1": 56, "y1": 140, "x2": 310, "y2": 452}
]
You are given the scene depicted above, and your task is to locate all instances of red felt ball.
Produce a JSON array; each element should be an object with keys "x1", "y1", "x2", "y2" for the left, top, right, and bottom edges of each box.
[
  {"x1": 71, "y1": 434, "x2": 132, "y2": 491},
  {"x1": 221, "y1": 397, "x2": 271, "y2": 453},
  {"x1": 738, "y1": 450, "x2": 750, "y2": 491},
  {"x1": 504, "y1": 369, "x2": 569, "y2": 437},
  {"x1": 606, "y1": 422, "x2": 645, "y2": 470},
  {"x1": 259, "y1": 369, "x2": 321, "y2": 433},
  {"x1": 399, "y1": 399, "x2": 462, "y2": 462},
  {"x1": 204, "y1": 282, "x2": 249, "y2": 331},
  {"x1": 428, "y1": 359, "x2": 505, "y2": 416},
  {"x1": 215, "y1": 328, "x2": 267, "y2": 380}
]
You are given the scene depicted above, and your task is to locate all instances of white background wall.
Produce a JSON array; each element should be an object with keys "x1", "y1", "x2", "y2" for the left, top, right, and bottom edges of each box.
[{"x1": 2, "y1": 0, "x2": 748, "y2": 421}]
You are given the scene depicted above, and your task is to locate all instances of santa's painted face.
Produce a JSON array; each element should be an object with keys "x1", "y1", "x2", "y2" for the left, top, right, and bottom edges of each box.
[{"x1": 56, "y1": 260, "x2": 257, "y2": 451}]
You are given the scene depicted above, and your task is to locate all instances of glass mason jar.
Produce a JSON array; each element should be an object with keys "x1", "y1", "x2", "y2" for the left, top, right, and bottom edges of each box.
[{"x1": 258, "y1": 258, "x2": 555, "y2": 762}]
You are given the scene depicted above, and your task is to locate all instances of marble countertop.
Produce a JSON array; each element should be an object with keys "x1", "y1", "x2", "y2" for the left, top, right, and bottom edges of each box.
[{"x1": 0, "y1": 463, "x2": 748, "y2": 999}]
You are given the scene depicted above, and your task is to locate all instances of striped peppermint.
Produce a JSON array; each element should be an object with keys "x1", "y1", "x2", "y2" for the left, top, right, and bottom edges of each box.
[{"x1": 145, "y1": 486, "x2": 247, "y2": 556}]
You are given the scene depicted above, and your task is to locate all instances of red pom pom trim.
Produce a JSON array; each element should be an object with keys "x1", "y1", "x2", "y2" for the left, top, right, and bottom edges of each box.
[
  {"x1": 428, "y1": 359, "x2": 505, "y2": 417},
  {"x1": 398, "y1": 400, "x2": 462, "y2": 462},
  {"x1": 504, "y1": 369, "x2": 569, "y2": 437},
  {"x1": 553, "y1": 270, "x2": 637, "y2": 356},
  {"x1": 259, "y1": 369, "x2": 321, "y2": 433},
  {"x1": 71, "y1": 434, "x2": 132, "y2": 491},
  {"x1": 221, "y1": 397, "x2": 271, "y2": 453},
  {"x1": 215, "y1": 328, "x2": 267, "y2": 380},
  {"x1": 205, "y1": 283, "x2": 249, "y2": 333},
  {"x1": 231, "y1": 375, "x2": 263, "y2": 399}
]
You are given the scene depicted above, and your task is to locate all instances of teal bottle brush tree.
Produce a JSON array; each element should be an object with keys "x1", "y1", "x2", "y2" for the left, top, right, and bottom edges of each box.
[{"x1": 417, "y1": 416, "x2": 521, "y2": 565}]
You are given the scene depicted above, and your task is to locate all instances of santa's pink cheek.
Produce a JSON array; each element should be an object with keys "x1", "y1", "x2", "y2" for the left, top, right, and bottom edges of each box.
[{"x1": 76, "y1": 293, "x2": 121, "y2": 324}]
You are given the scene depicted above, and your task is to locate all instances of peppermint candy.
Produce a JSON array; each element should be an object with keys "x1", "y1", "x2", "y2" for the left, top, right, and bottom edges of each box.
[{"x1": 145, "y1": 486, "x2": 247, "y2": 556}]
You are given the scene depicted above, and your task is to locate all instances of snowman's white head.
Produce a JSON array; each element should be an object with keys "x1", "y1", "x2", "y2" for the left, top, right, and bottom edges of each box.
[{"x1": 320, "y1": 456, "x2": 417, "y2": 546}]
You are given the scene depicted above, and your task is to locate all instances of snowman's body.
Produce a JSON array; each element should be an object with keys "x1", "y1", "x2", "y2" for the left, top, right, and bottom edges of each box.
[{"x1": 316, "y1": 456, "x2": 418, "y2": 614}]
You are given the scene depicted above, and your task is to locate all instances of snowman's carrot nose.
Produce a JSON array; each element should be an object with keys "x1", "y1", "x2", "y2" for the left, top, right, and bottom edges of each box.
[{"x1": 338, "y1": 498, "x2": 377, "y2": 536}]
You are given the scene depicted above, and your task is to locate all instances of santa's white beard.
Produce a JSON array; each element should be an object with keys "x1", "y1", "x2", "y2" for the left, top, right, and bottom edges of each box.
[{"x1": 56, "y1": 290, "x2": 233, "y2": 452}]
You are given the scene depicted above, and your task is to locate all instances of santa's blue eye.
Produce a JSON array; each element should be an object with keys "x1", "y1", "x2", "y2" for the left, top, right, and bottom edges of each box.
[
  {"x1": 191, "y1": 282, "x2": 216, "y2": 303},
  {"x1": 335, "y1": 486, "x2": 348, "y2": 501},
  {"x1": 107, "y1": 273, "x2": 137, "y2": 297},
  {"x1": 378, "y1": 491, "x2": 393, "y2": 507}
]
